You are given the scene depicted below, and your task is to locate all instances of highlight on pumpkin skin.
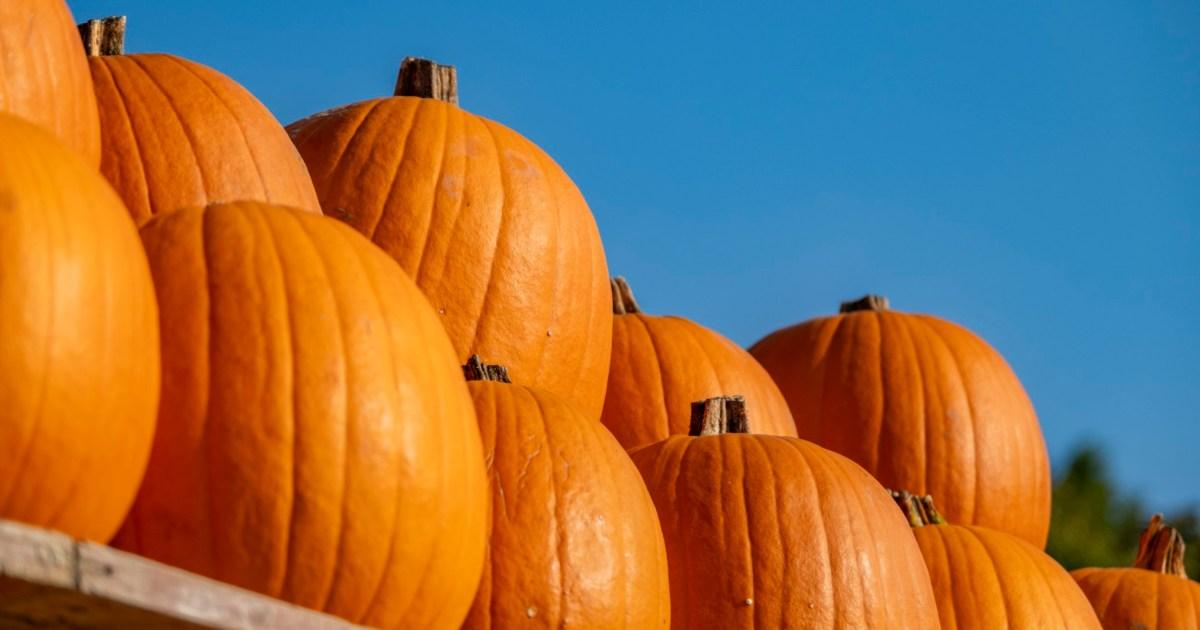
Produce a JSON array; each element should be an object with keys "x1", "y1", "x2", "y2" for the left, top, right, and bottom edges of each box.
[
  {"x1": 750, "y1": 293, "x2": 1052, "y2": 548},
  {"x1": 601, "y1": 276, "x2": 796, "y2": 449},
  {"x1": 1072, "y1": 514, "x2": 1200, "y2": 628},
  {"x1": 889, "y1": 489, "x2": 1103, "y2": 630}
]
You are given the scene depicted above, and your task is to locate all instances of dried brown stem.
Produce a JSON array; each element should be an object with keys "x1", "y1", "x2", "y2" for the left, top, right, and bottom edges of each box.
[
  {"x1": 688, "y1": 396, "x2": 749, "y2": 436},
  {"x1": 78, "y1": 16, "x2": 126, "y2": 57},
  {"x1": 839, "y1": 295, "x2": 890, "y2": 313},
  {"x1": 394, "y1": 57, "x2": 458, "y2": 104},
  {"x1": 462, "y1": 355, "x2": 511, "y2": 383},
  {"x1": 890, "y1": 490, "x2": 947, "y2": 527},
  {"x1": 611, "y1": 277, "x2": 641, "y2": 315},
  {"x1": 1133, "y1": 514, "x2": 1188, "y2": 578}
]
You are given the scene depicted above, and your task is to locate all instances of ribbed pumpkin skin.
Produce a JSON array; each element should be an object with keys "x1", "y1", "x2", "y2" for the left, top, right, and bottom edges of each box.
[
  {"x1": 630, "y1": 434, "x2": 941, "y2": 629},
  {"x1": 0, "y1": 113, "x2": 157, "y2": 541},
  {"x1": 750, "y1": 310, "x2": 1051, "y2": 547},
  {"x1": 0, "y1": 0, "x2": 100, "y2": 165},
  {"x1": 913, "y1": 524, "x2": 1101, "y2": 629},
  {"x1": 464, "y1": 381, "x2": 670, "y2": 629},
  {"x1": 603, "y1": 313, "x2": 797, "y2": 449},
  {"x1": 88, "y1": 54, "x2": 319, "y2": 223},
  {"x1": 114, "y1": 201, "x2": 487, "y2": 628},
  {"x1": 1072, "y1": 568, "x2": 1200, "y2": 629},
  {"x1": 287, "y1": 97, "x2": 612, "y2": 419}
]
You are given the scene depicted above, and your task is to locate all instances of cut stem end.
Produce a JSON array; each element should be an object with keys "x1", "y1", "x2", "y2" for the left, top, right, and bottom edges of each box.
[
  {"x1": 78, "y1": 16, "x2": 126, "y2": 57},
  {"x1": 688, "y1": 396, "x2": 749, "y2": 436},
  {"x1": 839, "y1": 295, "x2": 890, "y2": 313},
  {"x1": 463, "y1": 355, "x2": 511, "y2": 383},
  {"x1": 394, "y1": 57, "x2": 458, "y2": 104}
]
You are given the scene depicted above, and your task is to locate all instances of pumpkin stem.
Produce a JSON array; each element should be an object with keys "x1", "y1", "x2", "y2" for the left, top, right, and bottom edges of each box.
[
  {"x1": 462, "y1": 355, "x2": 511, "y2": 383},
  {"x1": 890, "y1": 490, "x2": 947, "y2": 527},
  {"x1": 611, "y1": 277, "x2": 642, "y2": 315},
  {"x1": 839, "y1": 295, "x2": 890, "y2": 313},
  {"x1": 394, "y1": 57, "x2": 459, "y2": 105},
  {"x1": 78, "y1": 16, "x2": 126, "y2": 57},
  {"x1": 1132, "y1": 514, "x2": 1188, "y2": 578},
  {"x1": 688, "y1": 396, "x2": 749, "y2": 436}
]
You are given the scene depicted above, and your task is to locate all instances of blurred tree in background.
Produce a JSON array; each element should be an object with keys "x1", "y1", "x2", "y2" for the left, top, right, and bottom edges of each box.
[{"x1": 1048, "y1": 444, "x2": 1198, "y2": 577}]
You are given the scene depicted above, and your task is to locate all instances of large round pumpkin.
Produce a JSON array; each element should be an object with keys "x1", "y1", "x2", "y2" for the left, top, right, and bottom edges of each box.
[
  {"x1": 629, "y1": 396, "x2": 941, "y2": 629},
  {"x1": 287, "y1": 57, "x2": 612, "y2": 419},
  {"x1": 0, "y1": 112, "x2": 158, "y2": 541},
  {"x1": 893, "y1": 490, "x2": 1100, "y2": 629},
  {"x1": 462, "y1": 356, "x2": 670, "y2": 629},
  {"x1": 602, "y1": 277, "x2": 796, "y2": 449},
  {"x1": 0, "y1": 1, "x2": 100, "y2": 165},
  {"x1": 1072, "y1": 514, "x2": 1200, "y2": 628},
  {"x1": 83, "y1": 20, "x2": 319, "y2": 223},
  {"x1": 750, "y1": 295, "x2": 1051, "y2": 547},
  {"x1": 114, "y1": 201, "x2": 487, "y2": 628}
]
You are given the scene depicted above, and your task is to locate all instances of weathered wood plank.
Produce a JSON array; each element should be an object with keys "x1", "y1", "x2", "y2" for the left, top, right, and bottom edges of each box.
[{"x1": 0, "y1": 520, "x2": 363, "y2": 629}]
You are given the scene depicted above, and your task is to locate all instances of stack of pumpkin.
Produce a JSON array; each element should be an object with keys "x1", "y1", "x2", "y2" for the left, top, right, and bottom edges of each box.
[{"x1": 1, "y1": 2, "x2": 1196, "y2": 628}]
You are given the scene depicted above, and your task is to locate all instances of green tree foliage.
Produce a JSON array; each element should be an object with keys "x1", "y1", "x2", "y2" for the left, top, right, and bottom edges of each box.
[{"x1": 1048, "y1": 444, "x2": 1198, "y2": 578}]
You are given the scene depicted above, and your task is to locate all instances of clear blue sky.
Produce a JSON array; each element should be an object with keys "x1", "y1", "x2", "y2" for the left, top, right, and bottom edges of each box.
[{"x1": 72, "y1": 2, "x2": 1198, "y2": 510}]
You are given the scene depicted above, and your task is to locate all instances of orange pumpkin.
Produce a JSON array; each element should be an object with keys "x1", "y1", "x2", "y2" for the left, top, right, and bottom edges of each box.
[
  {"x1": 602, "y1": 277, "x2": 796, "y2": 449},
  {"x1": 83, "y1": 18, "x2": 319, "y2": 223},
  {"x1": 893, "y1": 490, "x2": 1101, "y2": 629},
  {"x1": 461, "y1": 356, "x2": 670, "y2": 629},
  {"x1": 1073, "y1": 514, "x2": 1200, "y2": 628},
  {"x1": 287, "y1": 57, "x2": 612, "y2": 419},
  {"x1": 750, "y1": 295, "x2": 1051, "y2": 547},
  {"x1": 629, "y1": 396, "x2": 941, "y2": 629},
  {"x1": 0, "y1": 113, "x2": 158, "y2": 542},
  {"x1": 0, "y1": 1, "x2": 100, "y2": 164},
  {"x1": 115, "y1": 201, "x2": 487, "y2": 628}
]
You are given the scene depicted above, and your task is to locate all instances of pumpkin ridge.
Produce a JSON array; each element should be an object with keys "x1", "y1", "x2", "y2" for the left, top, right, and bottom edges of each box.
[
  {"x1": 125, "y1": 55, "x2": 215, "y2": 203},
  {"x1": 324, "y1": 219, "x2": 407, "y2": 621},
  {"x1": 821, "y1": 441, "x2": 886, "y2": 624},
  {"x1": 365, "y1": 98, "x2": 424, "y2": 242},
  {"x1": 893, "y1": 314, "x2": 932, "y2": 496},
  {"x1": 408, "y1": 102, "x2": 458, "y2": 284},
  {"x1": 530, "y1": 390, "x2": 569, "y2": 624},
  {"x1": 161, "y1": 55, "x2": 272, "y2": 201},
  {"x1": 636, "y1": 315, "x2": 678, "y2": 437},
  {"x1": 0, "y1": 144, "x2": 56, "y2": 513},
  {"x1": 814, "y1": 314, "x2": 852, "y2": 446},
  {"x1": 584, "y1": 411, "x2": 636, "y2": 624},
  {"x1": 749, "y1": 436, "x2": 786, "y2": 627},
  {"x1": 524, "y1": 134, "x2": 569, "y2": 392},
  {"x1": 786, "y1": 439, "x2": 839, "y2": 624},
  {"x1": 310, "y1": 99, "x2": 386, "y2": 203},
  {"x1": 416, "y1": 108, "x2": 476, "y2": 291},
  {"x1": 914, "y1": 315, "x2": 982, "y2": 526},
  {"x1": 279, "y1": 211, "x2": 346, "y2": 608},
  {"x1": 867, "y1": 312, "x2": 886, "y2": 474},
  {"x1": 966, "y1": 528, "x2": 1015, "y2": 627},
  {"x1": 326, "y1": 98, "x2": 392, "y2": 228},
  {"x1": 464, "y1": 119, "x2": 512, "y2": 357},
  {"x1": 90, "y1": 58, "x2": 154, "y2": 219}
]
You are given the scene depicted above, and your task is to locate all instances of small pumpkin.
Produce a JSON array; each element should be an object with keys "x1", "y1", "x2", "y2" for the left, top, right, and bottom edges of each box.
[
  {"x1": 1072, "y1": 514, "x2": 1200, "y2": 628},
  {"x1": 750, "y1": 295, "x2": 1051, "y2": 547},
  {"x1": 602, "y1": 277, "x2": 796, "y2": 449},
  {"x1": 892, "y1": 490, "x2": 1101, "y2": 629},
  {"x1": 461, "y1": 356, "x2": 670, "y2": 629},
  {"x1": 629, "y1": 396, "x2": 940, "y2": 629},
  {"x1": 0, "y1": 112, "x2": 158, "y2": 542},
  {"x1": 0, "y1": 1, "x2": 100, "y2": 165},
  {"x1": 287, "y1": 57, "x2": 612, "y2": 419},
  {"x1": 82, "y1": 17, "x2": 319, "y2": 223},
  {"x1": 115, "y1": 201, "x2": 487, "y2": 628}
]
